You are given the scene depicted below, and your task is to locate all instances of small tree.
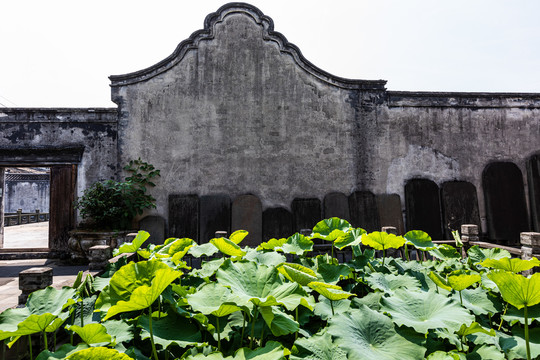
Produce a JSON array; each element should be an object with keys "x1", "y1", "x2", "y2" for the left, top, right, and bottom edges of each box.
[{"x1": 75, "y1": 159, "x2": 160, "y2": 230}]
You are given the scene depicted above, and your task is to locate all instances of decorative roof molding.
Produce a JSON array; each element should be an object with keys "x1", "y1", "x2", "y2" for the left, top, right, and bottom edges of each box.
[{"x1": 109, "y1": 2, "x2": 387, "y2": 91}]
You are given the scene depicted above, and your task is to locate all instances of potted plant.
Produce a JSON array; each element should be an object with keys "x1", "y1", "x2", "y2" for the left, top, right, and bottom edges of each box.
[{"x1": 68, "y1": 158, "x2": 160, "y2": 262}]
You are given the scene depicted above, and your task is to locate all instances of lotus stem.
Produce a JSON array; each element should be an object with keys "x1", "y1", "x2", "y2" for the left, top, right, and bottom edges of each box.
[
  {"x1": 80, "y1": 300, "x2": 84, "y2": 326},
  {"x1": 241, "y1": 312, "x2": 246, "y2": 346},
  {"x1": 330, "y1": 300, "x2": 335, "y2": 316},
  {"x1": 260, "y1": 322, "x2": 265, "y2": 347},
  {"x1": 382, "y1": 247, "x2": 386, "y2": 266},
  {"x1": 498, "y1": 302, "x2": 508, "y2": 331},
  {"x1": 43, "y1": 331, "x2": 48, "y2": 352},
  {"x1": 295, "y1": 308, "x2": 299, "y2": 340},
  {"x1": 459, "y1": 291, "x2": 463, "y2": 306},
  {"x1": 70, "y1": 310, "x2": 75, "y2": 345},
  {"x1": 216, "y1": 317, "x2": 221, "y2": 351},
  {"x1": 404, "y1": 244, "x2": 410, "y2": 261},
  {"x1": 28, "y1": 335, "x2": 33, "y2": 360},
  {"x1": 525, "y1": 305, "x2": 531, "y2": 360},
  {"x1": 148, "y1": 307, "x2": 159, "y2": 360},
  {"x1": 331, "y1": 245, "x2": 334, "y2": 264},
  {"x1": 250, "y1": 307, "x2": 259, "y2": 350}
]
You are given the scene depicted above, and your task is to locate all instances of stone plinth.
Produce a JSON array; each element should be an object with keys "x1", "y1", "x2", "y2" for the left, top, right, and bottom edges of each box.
[
  {"x1": 88, "y1": 245, "x2": 112, "y2": 270},
  {"x1": 19, "y1": 267, "x2": 53, "y2": 304}
]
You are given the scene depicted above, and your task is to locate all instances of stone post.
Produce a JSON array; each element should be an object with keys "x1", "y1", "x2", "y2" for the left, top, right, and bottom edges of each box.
[
  {"x1": 381, "y1": 226, "x2": 397, "y2": 235},
  {"x1": 215, "y1": 231, "x2": 228, "y2": 238},
  {"x1": 19, "y1": 267, "x2": 53, "y2": 304},
  {"x1": 460, "y1": 224, "x2": 478, "y2": 257},
  {"x1": 520, "y1": 232, "x2": 540, "y2": 275},
  {"x1": 88, "y1": 245, "x2": 112, "y2": 270}
]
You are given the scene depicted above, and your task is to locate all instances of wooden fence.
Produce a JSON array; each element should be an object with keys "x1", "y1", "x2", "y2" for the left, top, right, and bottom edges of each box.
[{"x1": 4, "y1": 209, "x2": 49, "y2": 226}]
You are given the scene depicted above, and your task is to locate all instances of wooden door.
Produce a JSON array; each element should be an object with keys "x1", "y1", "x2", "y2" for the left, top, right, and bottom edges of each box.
[{"x1": 49, "y1": 165, "x2": 77, "y2": 252}]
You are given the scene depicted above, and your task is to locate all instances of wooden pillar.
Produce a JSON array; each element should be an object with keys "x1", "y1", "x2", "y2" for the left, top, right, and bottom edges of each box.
[
  {"x1": 0, "y1": 167, "x2": 4, "y2": 248},
  {"x1": 49, "y1": 165, "x2": 77, "y2": 252}
]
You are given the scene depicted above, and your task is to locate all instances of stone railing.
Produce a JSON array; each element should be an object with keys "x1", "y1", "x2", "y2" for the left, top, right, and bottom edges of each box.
[{"x1": 4, "y1": 209, "x2": 49, "y2": 226}]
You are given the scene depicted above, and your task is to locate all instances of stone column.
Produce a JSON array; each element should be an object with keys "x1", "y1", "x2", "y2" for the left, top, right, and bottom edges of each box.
[
  {"x1": 460, "y1": 224, "x2": 478, "y2": 257},
  {"x1": 88, "y1": 245, "x2": 112, "y2": 270},
  {"x1": 19, "y1": 267, "x2": 53, "y2": 304}
]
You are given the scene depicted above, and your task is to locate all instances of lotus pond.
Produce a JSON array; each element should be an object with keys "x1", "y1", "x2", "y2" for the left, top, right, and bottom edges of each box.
[{"x1": 1, "y1": 218, "x2": 540, "y2": 360}]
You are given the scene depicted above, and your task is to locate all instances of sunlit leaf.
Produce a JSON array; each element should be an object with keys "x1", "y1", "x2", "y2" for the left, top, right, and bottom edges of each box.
[
  {"x1": 404, "y1": 230, "x2": 436, "y2": 250},
  {"x1": 210, "y1": 237, "x2": 246, "y2": 257},
  {"x1": 277, "y1": 263, "x2": 318, "y2": 286},
  {"x1": 366, "y1": 272, "x2": 421, "y2": 294},
  {"x1": 362, "y1": 231, "x2": 405, "y2": 251},
  {"x1": 66, "y1": 347, "x2": 132, "y2": 359},
  {"x1": 230, "y1": 230, "x2": 249, "y2": 244},
  {"x1": 114, "y1": 230, "x2": 150, "y2": 255},
  {"x1": 189, "y1": 242, "x2": 220, "y2": 258},
  {"x1": 334, "y1": 227, "x2": 366, "y2": 249},
  {"x1": 311, "y1": 218, "x2": 351, "y2": 242},
  {"x1": 307, "y1": 282, "x2": 353, "y2": 301},
  {"x1": 487, "y1": 271, "x2": 540, "y2": 309},
  {"x1": 479, "y1": 257, "x2": 540, "y2": 273},
  {"x1": 138, "y1": 312, "x2": 202, "y2": 349},
  {"x1": 447, "y1": 271, "x2": 481, "y2": 291},
  {"x1": 467, "y1": 245, "x2": 511, "y2": 263},
  {"x1": 429, "y1": 244, "x2": 461, "y2": 260},
  {"x1": 290, "y1": 332, "x2": 347, "y2": 360},
  {"x1": 281, "y1": 233, "x2": 313, "y2": 255},
  {"x1": 259, "y1": 306, "x2": 299, "y2": 336},
  {"x1": 257, "y1": 238, "x2": 287, "y2": 251},
  {"x1": 67, "y1": 323, "x2": 111, "y2": 346},
  {"x1": 186, "y1": 283, "x2": 243, "y2": 317}
]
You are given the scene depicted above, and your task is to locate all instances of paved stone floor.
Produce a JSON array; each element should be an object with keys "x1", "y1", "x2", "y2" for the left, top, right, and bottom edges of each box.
[{"x1": 3, "y1": 221, "x2": 49, "y2": 248}]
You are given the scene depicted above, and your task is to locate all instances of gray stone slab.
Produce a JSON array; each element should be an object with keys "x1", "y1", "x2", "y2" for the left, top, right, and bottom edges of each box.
[
  {"x1": 348, "y1": 191, "x2": 380, "y2": 232},
  {"x1": 527, "y1": 154, "x2": 540, "y2": 232},
  {"x1": 139, "y1": 215, "x2": 166, "y2": 245},
  {"x1": 291, "y1": 198, "x2": 322, "y2": 233},
  {"x1": 376, "y1": 194, "x2": 404, "y2": 235},
  {"x1": 483, "y1": 162, "x2": 529, "y2": 245},
  {"x1": 262, "y1": 207, "x2": 293, "y2": 242},
  {"x1": 199, "y1": 194, "x2": 231, "y2": 244},
  {"x1": 441, "y1": 181, "x2": 481, "y2": 240},
  {"x1": 231, "y1": 194, "x2": 262, "y2": 247},
  {"x1": 404, "y1": 179, "x2": 443, "y2": 240},
  {"x1": 168, "y1": 194, "x2": 199, "y2": 242},
  {"x1": 323, "y1": 192, "x2": 350, "y2": 221}
]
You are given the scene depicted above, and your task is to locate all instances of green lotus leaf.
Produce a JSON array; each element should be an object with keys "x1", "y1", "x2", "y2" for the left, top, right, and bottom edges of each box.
[
  {"x1": 451, "y1": 287, "x2": 503, "y2": 316},
  {"x1": 307, "y1": 282, "x2": 353, "y2": 301},
  {"x1": 429, "y1": 244, "x2": 461, "y2": 260},
  {"x1": 190, "y1": 258, "x2": 225, "y2": 279},
  {"x1": 230, "y1": 230, "x2": 249, "y2": 244},
  {"x1": 67, "y1": 347, "x2": 132, "y2": 359},
  {"x1": 103, "y1": 266, "x2": 181, "y2": 320},
  {"x1": 138, "y1": 312, "x2": 202, "y2": 349},
  {"x1": 189, "y1": 242, "x2": 220, "y2": 258},
  {"x1": 317, "y1": 262, "x2": 351, "y2": 284},
  {"x1": 314, "y1": 298, "x2": 351, "y2": 320},
  {"x1": 102, "y1": 319, "x2": 134, "y2": 345},
  {"x1": 467, "y1": 245, "x2": 511, "y2": 263},
  {"x1": 428, "y1": 271, "x2": 452, "y2": 292},
  {"x1": 67, "y1": 323, "x2": 111, "y2": 346},
  {"x1": 447, "y1": 271, "x2": 481, "y2": 291},
  {"x1": 290, "y1": 331, "x2": 347, "y2": 360},
  {"x1": 26, "y1": 286, "x2": 77, "y2": 315},
  {"x1": 366, "y1": 272, "x2": 422, "y2": 294},
  {"x1": 488, "y1": 271, "x2": 540, "y2": 309},
  {"x1": 281, "y1": 233, "x2": 313, "y2": 255},
  {"x1": 502, "y1": 302, "x2": 540, "y2": 325},
  {"x1": 404, "y1": 230, "x2": 436, "y2": 250},
  {"x1": 351, "y1": 292, "x2": 383, "y2": 311},
  {"x1": 243, "y1": 248, "x2": 286, "y2": 267},
  {"x1": 114, "y1": 230, "x2": 150, "y2": 255},
  {"x1": 187, "y1": 283, "x2": 243, "y2": 317},
  {"x1": 334, "y1": 227, "x2": 366, "y2": 250},
  {"x1": 95, "y1": 260, "x2": 172, "y2": 313},
  {"x1": 456, "y1": 322, "x2": 495, "y2": 337},
  {"x1": 312, "y1": 218, "x2": 352, "y2": 241},
  {"x1": 327, "y1": 306, "x2": 426, "y2": 360},
  {"x1": 259, "y1": 306, "x2": 299, "y2": 336},
  {"x1": 154, "y1": 237, "x2": 194, "y2": 260},
  {"x1": 362, "y1": 231, "x2": 405, "y2": 251},
  {"x1": 277, "y1": 263, "x2": 318, "y2": 286},
  {"x1": 468, "y1": 345, "x2": 505, "y2": 360},
  {"x1": 380, "y1": 289, "x2": 475, "y2": 334},
  {"x1": 257, "y1": 238, "x2": 287, "y2": 251},
  {"x1": 185, "y1": 341, "x2": 286, "y2": 359},
  {"x1": 210, "y1": 237, "x2": 246, "y2": 257},
  {"x1": 35, "y1": 344, "x2": 89, "y2": 360},
  {"x1": 216, "y1": 260, "x2": 300, "y2": 308},
  {"x1": 499, "y1": 325, "x2": 540, "y2": 360},
  {"x1": 480, "y1": 257, "x2": 540, "y2": 273},
  {"x1": 425, "y1": 351, "x2": 461, "y2": 360}
]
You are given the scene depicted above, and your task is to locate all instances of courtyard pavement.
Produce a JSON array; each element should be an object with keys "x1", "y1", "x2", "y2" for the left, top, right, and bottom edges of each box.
[{"x1": 0, "y1": 222, "x2": 94, "y2": 312}]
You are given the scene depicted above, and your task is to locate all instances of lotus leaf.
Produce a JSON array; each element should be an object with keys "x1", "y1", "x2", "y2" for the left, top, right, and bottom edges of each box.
[
  {"x1": 429, "y1": 244, "x2": 461, "y2": 260},
  {"x1": 35, "y1": 344, "x2": 89, "y2": 360},
  {"x1": 210, "y1": 237, "x2": 246, "y2": 257},
  {"x1": 367, "y1": 272, "x2": 422, "y2": 294},
  {"x1": 314, "y1": 298, "x2": 351, "y2": 320},
  {"x1": 102, "y1": 319, "x2": 134, "y2": 345},
  {"x1": 67, "y1": 323, "x2": 112, "y2": 346},
  {"x1": 138, "y1": 312, "x2": 202, "y2": 349},
  {"x1": 467, "y1": 245, "x2": 511, "y2": 263},
  {"x1": 114, "y1": 230, "x2": 150, "y2": 255},
  {"x1": 467, "y1": 345, "x2": 505, "y2": 360},
  {"x1": 362, "y1": 231, "x2": 405, "y2": 251},
  {"x1": 311, "y1": 218, "x2": 351, "y2": 241},
  {"x1": 67, "y1": 346, "x2": 132, "y2": 359},
  {"x1": 153, "y1": 237, "x2": 194, "y2": 262},
  {"x1": 185, "y1": 341, "x2": 286, "y2": 359},
  {"x1": 447, "y1": 271, "x2": 481, "y2": 291},
  {"x1": 290, "y1": 331, "x2": 347, "y2": 360},
  {"x1": 103, "y1": 265, "x2": 181, "y2": 320},
  {"x1": 334, "y1": 227, "x2": 366, "y2": 250},
  {"x1": 452, "y1": 287, "x2": 502, "y2": 316},
  {"x1": 499, "y1": 326, "x2": 540, "y2": 360},
  {"x1": 243, "y1": 248, "x2": 286, "y2": 267},
  {"x1": 257, "y1": 238, "x2": 287, "y2": 251},
  {"x1": 428, "y1": 271, "x2": 452, "y2": 291},
  {"x1": 487, "y1": 271, "x2": 540, "y2": 309},
  {"x1": 327, "y1": 306, "x2": 426, "y2": 359},
  {"x1": 307, "y1": 282, "x2": 353, "y2": 301},
  {"x1": 230, "y1": 230, "x2": 249, "y2": 244},
  {"x1": 187, "y1": 283, "x2": 244, "y2": 317},
  {"x1": 480, "y1": 257, "x2": 540, "y2": 273},
  {"x1": 280, "y1": 233, "x2": 313, "y2": 255},
  {"x1": 259, "y1": 306, "x2": 299, "y2": 336},
  {"x1": 189, "y1": 242, "x2": 219, "y2": 258},
  {"x1": 502, "y1": 303, "x2": 540, "y2": 325},
  {"x1": 425, "y1": 351, "x2": 461, "y2": 360},
  {"x1": 380, "y1": 289, "x2": 474, "y2": 334},
  {"x1": 404, "y1": 230, "x2": 436, "y2": 250},
  {"x1": 316, "y1": 262, "x2": 351, "y2": 284},
  {"x1": 216, "y1": 260, "x2": 300, "y2": 308},
  {"x1": 277, "y1": 263, "x2": 318, "y2": 286}
]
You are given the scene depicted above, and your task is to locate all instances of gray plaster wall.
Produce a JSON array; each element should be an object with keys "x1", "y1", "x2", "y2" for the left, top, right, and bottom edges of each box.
[
  {"x1": 0, "y1": 108, "x2": 118, "y2": 197},
  {"x1": 110, "y1": 3, "x2": 540, "y2": 234},
  {"x1": 4, "y1": 180, "x2": 50, "y2": 214}
]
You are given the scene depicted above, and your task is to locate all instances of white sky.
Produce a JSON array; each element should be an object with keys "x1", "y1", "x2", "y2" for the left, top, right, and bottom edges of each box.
[{"x1": 1, "y1": 0, "x2": 540, "y2": 108}]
